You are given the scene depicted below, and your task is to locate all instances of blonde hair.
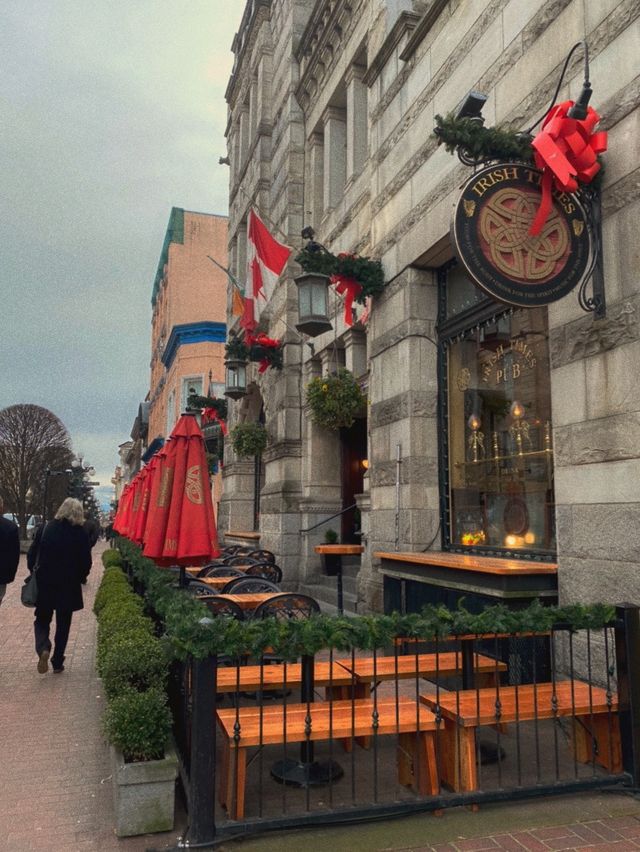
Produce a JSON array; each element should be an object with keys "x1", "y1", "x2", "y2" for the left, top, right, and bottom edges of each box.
[{"x1": 55, "y1": 497, "x2": 85, "y2": 526}]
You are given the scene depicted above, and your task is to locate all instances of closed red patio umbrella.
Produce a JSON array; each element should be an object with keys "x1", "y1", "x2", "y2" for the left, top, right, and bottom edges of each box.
[
  {"x1": 159, "y1": 413, "x2": 220, "y2": 565},
  {"x1": 142, "y1": 445, "x2": 174, "y2": 561}
]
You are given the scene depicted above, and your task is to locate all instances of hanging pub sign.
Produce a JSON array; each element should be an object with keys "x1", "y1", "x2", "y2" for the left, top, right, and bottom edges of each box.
[{"x1": 451, "y1": 162, "x2": 592, "y2": 307}]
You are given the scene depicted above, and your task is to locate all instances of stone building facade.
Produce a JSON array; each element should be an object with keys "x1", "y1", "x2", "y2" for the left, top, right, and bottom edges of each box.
[{"x1": 221, "y1": 0, "x2": 640, "y2": 614}]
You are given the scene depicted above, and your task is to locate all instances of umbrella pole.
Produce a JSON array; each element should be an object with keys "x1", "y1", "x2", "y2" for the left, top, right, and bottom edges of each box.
[{"x1": 179, "y1": 565, "x2": 188, "y2": 588}]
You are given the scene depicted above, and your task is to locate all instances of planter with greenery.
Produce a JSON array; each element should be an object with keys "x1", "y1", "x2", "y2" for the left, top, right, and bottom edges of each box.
[
  {"x1": 224, "y1": 332, "x2": 250, "y2": 362},
  {"x1": 94, "y1": 564, "x2": 176, "y2": 837},
  {"x1": 306, "y1": 368, "x2": 366, "y2": 430},
  {"x1": 230, "y1": 420, "x2": 268, "y2": 458}
]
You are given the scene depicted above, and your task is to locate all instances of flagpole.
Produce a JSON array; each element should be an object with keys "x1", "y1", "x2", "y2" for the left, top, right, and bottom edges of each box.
[
  {"x1": 206, "y1": 255, "x2": 244, "y2": 291},
  {"x1": 233, "y1": 185, "x2": 291, "y2": 246}
]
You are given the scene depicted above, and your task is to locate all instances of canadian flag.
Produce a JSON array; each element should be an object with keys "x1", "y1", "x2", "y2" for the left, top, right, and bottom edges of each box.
[{"x1": 240, "y1": 209, "x2": 291, "y2": 332}]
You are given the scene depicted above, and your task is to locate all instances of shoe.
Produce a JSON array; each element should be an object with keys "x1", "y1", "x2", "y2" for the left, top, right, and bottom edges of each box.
[
  {"x1": 52, "y1": 665, "x2": 64, "y2": 674},
  {"x1": 37, "y1": 650, "x2": 50, "y2": 674}
]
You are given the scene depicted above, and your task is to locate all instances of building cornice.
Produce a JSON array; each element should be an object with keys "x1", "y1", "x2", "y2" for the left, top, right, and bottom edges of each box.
[
  {"x1": 398, "y1": 0, "x2": 448, "y2": 62},
  {"x1": 225, "y1": 0, "x2": 272, "y2": 106},
  {"x1": 161, "y1": 321, "x2": 226, "y2": 370},
  {"x1": 363, "y1": 11, "x2": 421, "y2": 86}
]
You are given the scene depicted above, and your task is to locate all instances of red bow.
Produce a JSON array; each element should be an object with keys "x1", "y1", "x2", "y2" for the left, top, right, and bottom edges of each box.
[
  {"x1": 331, "y1": 274, "x2": 362, "y2": 327},
  {"x1": 201, "y1": 408, "x2": 228, "y2": 436},
  {"x1": 529, "y1": 100, "x2": 607, "y2": 236},
  {"x1": 245, "y1": 333, "x2": 281, "y2": 349}
]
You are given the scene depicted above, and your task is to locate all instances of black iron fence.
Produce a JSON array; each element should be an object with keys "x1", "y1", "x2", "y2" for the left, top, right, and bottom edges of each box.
[{"x1": 162, "y1": 603, "x2": 640, "y2": 847}]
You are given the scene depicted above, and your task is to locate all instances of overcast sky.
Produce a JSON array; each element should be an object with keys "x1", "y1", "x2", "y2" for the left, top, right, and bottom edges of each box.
[{"x1": 0, "y1": 1, "x2": 244, "y2": 508}]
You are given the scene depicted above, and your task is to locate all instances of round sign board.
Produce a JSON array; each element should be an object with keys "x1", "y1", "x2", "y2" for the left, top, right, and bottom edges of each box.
[{"x1": 451, "y1": 163, "x2": 592, "y2": 307}]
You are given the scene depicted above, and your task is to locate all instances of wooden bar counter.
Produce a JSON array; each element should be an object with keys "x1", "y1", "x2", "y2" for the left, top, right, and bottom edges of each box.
[{"x1": 374, "y1": 550, "x2": 558, "y2": 614}]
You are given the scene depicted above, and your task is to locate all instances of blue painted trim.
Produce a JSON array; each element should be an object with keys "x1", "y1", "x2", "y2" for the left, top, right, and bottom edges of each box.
[
  {"x1": 142, "y1": 436, "x2": 165, "y2": 463},
  {"x1": 161, "y1": 321, "x2": 227, "y2": 369}
]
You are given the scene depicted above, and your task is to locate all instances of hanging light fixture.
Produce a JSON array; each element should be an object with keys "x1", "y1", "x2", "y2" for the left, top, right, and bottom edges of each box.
[
  {"x1": 224, "y1": 357, "x2": 247, "y2": 399},
  {"x1": 294, "y1": 226, "x2": 333, "y2": 337}
]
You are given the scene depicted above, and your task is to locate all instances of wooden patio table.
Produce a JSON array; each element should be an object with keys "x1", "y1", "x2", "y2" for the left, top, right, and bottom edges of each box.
[
  {"x1": 195, "y1": 576, "x2": 231, "y2": 591},
  {"x1": 211, "y1": 592, "x2": 287, "y2": 612},
  {"x1": 216, "y1": 659, "x2": 356, "y2": 694}
]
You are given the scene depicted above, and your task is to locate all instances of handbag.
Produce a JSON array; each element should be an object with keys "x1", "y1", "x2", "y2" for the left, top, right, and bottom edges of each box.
[
  {"x1": 21, "y1": 521, "x2": 46, "y2": 608},
  {"x1": 21, "y1": 568, "x2": 38, "y2": 607}
]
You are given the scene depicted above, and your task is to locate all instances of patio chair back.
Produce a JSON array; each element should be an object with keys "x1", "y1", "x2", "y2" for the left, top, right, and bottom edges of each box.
[
  {"x1": 244, "y1": 562, "x2": 283, "y2": 583},
  {"x1": 202, "y1": 596, "x2": 245, "y2": 620},
  {"x1": 226, "y1": 555, "x2": 260, "y2": 566},
  {"x1": 186, "y1": 580, "x2": 219, "y2": 598},
  {"x1": 247, "y1": 549, "x2": 276, "y2": 564},
  {"x1": 201, "y1": 565, "x2": 244, "y2": 578},
  {"x1": 221, "y1": 576, "x2": 281, "y2": 595},
  {"x1": 253, "y1": 593, "x2": 320, "y2": 620}
]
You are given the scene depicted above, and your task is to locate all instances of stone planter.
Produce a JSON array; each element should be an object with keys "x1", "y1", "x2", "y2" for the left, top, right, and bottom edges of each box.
[{"x1": 110, "y1": 744, "x2": 178, "y2": 837}]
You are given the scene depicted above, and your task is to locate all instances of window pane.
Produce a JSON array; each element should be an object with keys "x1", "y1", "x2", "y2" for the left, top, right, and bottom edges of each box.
[{"x1": 447, "y1": 308, "x2": 555, "y2": 555}]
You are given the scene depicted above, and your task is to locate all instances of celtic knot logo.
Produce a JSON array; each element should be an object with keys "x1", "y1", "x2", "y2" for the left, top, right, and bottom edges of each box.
[
  {"x1": 479, "y1": 188, "x2": 569, "y2": 281},
  {"x1": 185, "y1": 465, "x2": 203, "y2": 505}
]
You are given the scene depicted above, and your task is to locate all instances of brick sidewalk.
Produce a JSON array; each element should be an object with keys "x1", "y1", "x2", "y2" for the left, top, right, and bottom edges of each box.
[{"x1": 0, "y1": 541, "x2": 183, "y2": 852}]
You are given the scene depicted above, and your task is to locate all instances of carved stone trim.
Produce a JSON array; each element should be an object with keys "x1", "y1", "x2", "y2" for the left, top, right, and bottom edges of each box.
[
  {"x1": 398, "y1": 0, "x2": 449, "y2": 62},
  {"x1": 550, "y1": 295, "x2": 640, "y2": 369},
  {"x1": 370, "y1": 389, "x2": 438, "y2": 428},
  {"x1": 364, "y1": 11, "x2": 421, "y2": 87},
  {"x1": 262, "y1": 439, "x2": 303, "y2": 462}
]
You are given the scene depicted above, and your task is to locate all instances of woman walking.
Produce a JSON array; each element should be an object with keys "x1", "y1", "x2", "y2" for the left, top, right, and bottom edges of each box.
[{"x1": 27, "y1": 497, "x2": 92, "y2": 674}]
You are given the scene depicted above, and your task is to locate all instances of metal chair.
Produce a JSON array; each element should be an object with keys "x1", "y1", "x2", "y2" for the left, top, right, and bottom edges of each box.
[
  {"x1": 225, "y1": 555, "x2": 259, "y2": 566},
  {"x1": 253, "y1": 593, "x2": 320, "y2": 620},
  {"x1": 244, "y1": 562, "x2": 283, "y2": 584},
  {"x1": 186, "y1": 580, "x2": 219, "y2": 598},
  {"x1": 202, "y1": 596, "x2": 245, "y2": 620},
  {"x1": 247, "y1": 549, "x2": 276, "y2": 564},
  {"x1": 199, "y1": 565, "x2": 244, "y2": 579},
  {"x1": 221, "y1": 576, "x2": 281, "y2": 595}
]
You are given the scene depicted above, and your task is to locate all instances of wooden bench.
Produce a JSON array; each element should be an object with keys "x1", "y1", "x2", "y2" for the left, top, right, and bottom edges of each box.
[
  {"x1": 216, "y1": 697, "x2": 438, "y2": 819},
  {"x1": 420, "y1": 680, "x2": 621, "y2": 793}
]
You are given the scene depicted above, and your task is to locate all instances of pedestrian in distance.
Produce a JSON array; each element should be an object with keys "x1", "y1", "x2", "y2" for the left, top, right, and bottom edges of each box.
[
  {"x1": 27, "y1": 497, "x2": 91, "y2": 674},
  {"x1": 0, "y1": 496, "x2": 20, "y2": 608},
  {"x1": 83, "y1": 514, "x2": 100, "y2": 549}
]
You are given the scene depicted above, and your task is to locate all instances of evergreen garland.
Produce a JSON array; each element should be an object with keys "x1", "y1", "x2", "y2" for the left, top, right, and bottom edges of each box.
[
  {"x1": 295, "y1": 247, "x2": 385, "y2": 304},
  {"x1": 225, "y1": 332, "x2": 250, "y2": 361},
  {"x1": 117, "y1": 539, "x2": 617, "y2": 662},
  {"x1": 186, "y1": 394, "x2": 228, "y2": 419},
  {"x1": 433, "y1": 113, "x2": 534, "y2": 164}
]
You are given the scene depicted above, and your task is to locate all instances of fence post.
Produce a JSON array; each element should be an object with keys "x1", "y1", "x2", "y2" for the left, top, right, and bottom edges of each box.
[
  {"x1": 187, "y1": 647, "x2": 218, "y2": 847},
  {"x1": 614, "y1": 603, "x2": 640, "y2": 785}
]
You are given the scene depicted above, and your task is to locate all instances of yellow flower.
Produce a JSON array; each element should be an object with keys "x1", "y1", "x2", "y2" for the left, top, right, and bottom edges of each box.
[{"x1": 322, "y1": 384, "x2": 328, "y2": 392}]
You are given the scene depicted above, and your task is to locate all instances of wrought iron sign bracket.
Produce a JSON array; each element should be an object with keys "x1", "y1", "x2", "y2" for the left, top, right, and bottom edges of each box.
[{"x1": 578, "y1": 184, "x2": 606, "y2": 320}]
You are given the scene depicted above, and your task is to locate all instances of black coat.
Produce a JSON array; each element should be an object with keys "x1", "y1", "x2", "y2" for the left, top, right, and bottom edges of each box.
[
  {"x1": 0, "y1": 516, "x2": 20, "y2": 584},
  {"x1": 27, "y1": 519, "x2": 92, "y2": 611}
]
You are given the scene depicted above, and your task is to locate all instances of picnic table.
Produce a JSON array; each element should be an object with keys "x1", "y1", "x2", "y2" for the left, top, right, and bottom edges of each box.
[{"x1": 212, "y1": 592, "x2": 285, "y2": 612}]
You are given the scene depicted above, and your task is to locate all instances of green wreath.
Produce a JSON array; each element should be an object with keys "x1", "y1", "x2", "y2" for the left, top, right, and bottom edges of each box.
[{"x1": 230, "y1": 421, "x2": 268, "y2": 457}]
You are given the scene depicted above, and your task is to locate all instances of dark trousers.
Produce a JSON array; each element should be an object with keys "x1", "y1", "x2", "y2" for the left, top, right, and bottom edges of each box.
[{"x1": 34, "y1": 607, "x2": 73, "y2": 669}]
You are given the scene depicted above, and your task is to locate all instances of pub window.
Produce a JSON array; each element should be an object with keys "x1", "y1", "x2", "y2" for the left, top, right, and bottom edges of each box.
[{"x1": 438, "y1": 263, "x2": 556, "y2": 558}]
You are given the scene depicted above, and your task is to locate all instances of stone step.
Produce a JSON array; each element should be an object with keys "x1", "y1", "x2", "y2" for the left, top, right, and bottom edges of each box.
[{"x1": 298, "y1": 582, "x2": 358, "y2": 616}]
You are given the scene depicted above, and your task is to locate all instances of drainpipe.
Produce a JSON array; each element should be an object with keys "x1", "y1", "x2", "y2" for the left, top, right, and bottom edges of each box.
[{"x1": 395, "y1": 443, "x2": 401, "y2": 550}]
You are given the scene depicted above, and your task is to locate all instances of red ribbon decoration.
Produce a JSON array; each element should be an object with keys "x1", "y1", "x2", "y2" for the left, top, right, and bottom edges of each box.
[
  {"x1": 529, "y1": 100, "x2": 607, "y2": 236},
  {"x1": 244, "y1": 333, "x2": 282, "y2": 373},
  {"x1": 201, "y1": 408, "x2": 228, "y2": 436},
  {"x1": 331, "y1": 274, "x2": 362, "y2": 327}
]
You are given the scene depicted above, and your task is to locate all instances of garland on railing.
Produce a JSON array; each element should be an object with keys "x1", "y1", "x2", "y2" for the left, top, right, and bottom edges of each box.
[
  {"x1": 117, "y1": 539, "x2": 617, "y2": 662},
  {"x1": 225, "y1": 332, "x2": 250, "y2": 361}
]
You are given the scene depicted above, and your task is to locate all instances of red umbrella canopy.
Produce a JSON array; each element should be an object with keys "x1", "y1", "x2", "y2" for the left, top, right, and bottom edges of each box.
[
  {"x1": 142, "y1": 445, "x2": 174, "y2": 561},
  {"x1": 131, "y1": 464, "x2": 153, "y2": 546},
  {"x1": 126, "y1": 471, "x2": 144, "y2": 542},
  {"x1": 159, "y1": 413, "x2": 220, "y2": 566},
  {"x1": 114, "y1": 483, "x2": 133, "y2": 537}
]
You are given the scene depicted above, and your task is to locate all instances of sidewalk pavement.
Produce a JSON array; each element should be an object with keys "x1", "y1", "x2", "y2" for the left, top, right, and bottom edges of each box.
[
  {"x1": 0, "y1": 540, "x2": 184, "y2": 852},
  {"x1": 2, "y1": 542, "x2": 640, "y2": 851}
]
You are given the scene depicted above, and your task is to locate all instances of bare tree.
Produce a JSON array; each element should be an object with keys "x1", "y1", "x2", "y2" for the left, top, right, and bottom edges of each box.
[{"x1": 0, "y1": 404, "x2": 73, "y2": 536}]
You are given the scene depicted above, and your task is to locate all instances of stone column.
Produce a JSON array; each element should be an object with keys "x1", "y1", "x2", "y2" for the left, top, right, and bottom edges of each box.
[
  {"x1": 322, "y1": 106, "x2": 346, "y2": 212},
  {"x1": 306, "y1": 131, "x2": 324, "y2": 230},
  {"x1": 362, "y1": 267, "x2": 439, "y2": 612},
  {"x1": 344, "y1": 327, "x2": 367, "y2": 379},
  {"x1": 345, "y1": 65, "x2": 368, "y2": 183}
]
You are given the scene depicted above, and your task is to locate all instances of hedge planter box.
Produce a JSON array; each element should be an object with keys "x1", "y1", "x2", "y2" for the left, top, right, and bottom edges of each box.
[{"x1": 111, "y1": 745, "x2": 178, "y2": 837}]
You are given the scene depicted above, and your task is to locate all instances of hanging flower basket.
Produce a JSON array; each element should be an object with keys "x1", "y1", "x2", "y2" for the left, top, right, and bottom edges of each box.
[
  {"x1": 306, "y1": 368, "x2": 366, "y2": 430},
  {"x1": 230, "y1": 421, "x2": 268, "y2": 458}
]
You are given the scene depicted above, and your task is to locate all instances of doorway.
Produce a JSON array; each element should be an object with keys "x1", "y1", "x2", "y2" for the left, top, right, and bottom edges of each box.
[{"x1": 340, "y1": 417, "x2": 367, "y2": 543}]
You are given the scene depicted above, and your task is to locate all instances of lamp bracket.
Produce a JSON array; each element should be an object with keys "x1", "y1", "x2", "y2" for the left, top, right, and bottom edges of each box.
[{"x1": 577, "y1": 184, "x2": 606, "y2": 320}]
